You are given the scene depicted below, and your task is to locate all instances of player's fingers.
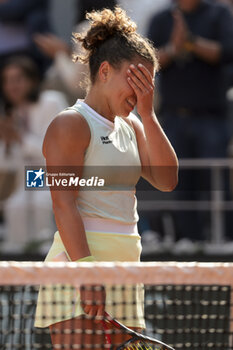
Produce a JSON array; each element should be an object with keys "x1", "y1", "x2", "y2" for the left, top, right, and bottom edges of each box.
[
  {"x1": 137, "y1": 64, "x2": 154, "y2": 87},
  {"x1": 97, "y1": 305, "x2": 105, "y2": 318},
  {"x1": 94, "y1": 306, "x2": 105, "y2": 323},
  {"x1": 128, "y1": 64, "x2": 151, "y2": 89},
  {"x1": 127, "y1": 68, "x2": 145, "y2": 91},
  {"x1": 88, "y1": 306, "x2": 99, "y2": 319},
  {"x1": 127, "y1": 77, "x2": 141, "y2": 94},
  {"x1": 84, "y1": 307, "x2": 97, "y2": 320},
  {"x1": 83, "y1": 305, "x2": 92, "y2": 315}
]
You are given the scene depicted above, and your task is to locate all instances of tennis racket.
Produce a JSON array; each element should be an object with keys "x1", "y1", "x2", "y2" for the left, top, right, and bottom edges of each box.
[{"x1": 102, "y1": 312, "x2": 175, "y2": 350}]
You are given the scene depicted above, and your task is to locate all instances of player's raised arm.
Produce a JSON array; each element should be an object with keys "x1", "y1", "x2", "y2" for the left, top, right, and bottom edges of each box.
[{"x1": 127, "y1": 63, "x2": 178, "y2": 192}]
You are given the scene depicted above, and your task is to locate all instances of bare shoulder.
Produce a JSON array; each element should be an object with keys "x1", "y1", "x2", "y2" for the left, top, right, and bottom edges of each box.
[
  {"x1": 45, "y1": 109, "x2": 90, "y2": 139},
  {"x1": 43, "y1": 109, "x2": 91, "y2": 161}
]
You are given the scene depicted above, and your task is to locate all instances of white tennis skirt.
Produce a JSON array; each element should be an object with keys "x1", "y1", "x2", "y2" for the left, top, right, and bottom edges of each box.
[{"x1": 34, "y1": 218, "x2": 145, "y2": 329}]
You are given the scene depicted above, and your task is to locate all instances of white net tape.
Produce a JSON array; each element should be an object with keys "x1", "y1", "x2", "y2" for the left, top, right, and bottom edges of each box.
[{"x1": 0, "y1": 261, "x2": 233, "y2": 286}]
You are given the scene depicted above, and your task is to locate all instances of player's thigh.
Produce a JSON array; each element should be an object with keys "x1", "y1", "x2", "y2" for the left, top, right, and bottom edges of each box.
[{"x1": 49, "y1": 316, "x2": 105, "y2": 350}]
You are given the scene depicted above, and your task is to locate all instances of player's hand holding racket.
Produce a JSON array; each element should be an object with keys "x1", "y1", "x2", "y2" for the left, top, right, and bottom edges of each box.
[
  {"x1": 52, "y1": 252, "x2": 106, "y2": 320},
  {"x1": 103, "y1": 312, "x2": 175, "y2": 350},
  {"x1": 80, "y1": 284, "x2": 106, "y2": 320}
]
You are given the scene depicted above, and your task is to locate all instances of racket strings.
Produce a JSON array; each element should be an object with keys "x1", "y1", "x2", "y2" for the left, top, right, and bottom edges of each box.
[
  {"x1": 124, "y1": 340, "x2": 157, "y2": 349},
  {"x1": 121, "y1": 339, "x2": 161, "y2": 350}
]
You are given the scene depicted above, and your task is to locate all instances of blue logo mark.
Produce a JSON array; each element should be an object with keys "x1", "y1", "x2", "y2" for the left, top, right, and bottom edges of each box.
[{"x1": 26, "y1": 168, "x2": 45, "y2": 188}]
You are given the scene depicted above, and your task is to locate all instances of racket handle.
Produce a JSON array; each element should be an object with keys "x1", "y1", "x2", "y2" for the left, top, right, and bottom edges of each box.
[
  {"x1": 104, "y1": 311, "x2": 121, "y2": 328},
  {"x1": 101, "y1": 319, "x2": 112, "y2": 346}
]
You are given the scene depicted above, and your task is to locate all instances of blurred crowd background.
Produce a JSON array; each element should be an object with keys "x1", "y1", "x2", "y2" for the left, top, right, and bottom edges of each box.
[{"x1": 0, "y1": 0, "x2": 233, "y2": 259}]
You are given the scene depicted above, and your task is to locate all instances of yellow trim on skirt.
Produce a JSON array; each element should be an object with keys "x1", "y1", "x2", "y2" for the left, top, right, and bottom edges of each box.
[{"x1": 34, "y1": 230, "x2": 145, "y2": 328}]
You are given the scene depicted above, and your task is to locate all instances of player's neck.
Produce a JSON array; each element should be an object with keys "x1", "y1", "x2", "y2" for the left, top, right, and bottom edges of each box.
[{"x1": 84, "y1": 88, "x2": 115, "y2": 123}]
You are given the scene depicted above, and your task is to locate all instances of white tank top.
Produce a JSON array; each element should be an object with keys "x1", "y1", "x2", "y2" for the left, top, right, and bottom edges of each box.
[{"x1": 70, "y1": 100, "x2": 141, "y2": 224}]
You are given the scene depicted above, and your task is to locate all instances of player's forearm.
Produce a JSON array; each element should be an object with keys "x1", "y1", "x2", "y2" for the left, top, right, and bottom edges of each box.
[
  {"x1": 52, "y1": 199, "x2": 91, "y2": 261},
  {"x1": 142, "y1": 114, "x2": 178, "y2": 191}
]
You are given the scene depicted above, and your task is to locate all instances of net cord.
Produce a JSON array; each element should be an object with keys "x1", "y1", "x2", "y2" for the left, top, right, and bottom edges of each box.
[{"x1": 0, "y1": 262, "x2": 233, "y2": 286}]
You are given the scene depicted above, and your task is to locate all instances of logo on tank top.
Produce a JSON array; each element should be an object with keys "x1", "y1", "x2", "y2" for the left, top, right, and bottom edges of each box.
[{"x1": 100, "y1": 136, "x2": 112, "y2": 144}]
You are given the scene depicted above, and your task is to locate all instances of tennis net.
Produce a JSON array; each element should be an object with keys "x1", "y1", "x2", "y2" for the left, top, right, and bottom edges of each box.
[{"x1": 0, "y1": 261, "x2": 233, "y2": 349}]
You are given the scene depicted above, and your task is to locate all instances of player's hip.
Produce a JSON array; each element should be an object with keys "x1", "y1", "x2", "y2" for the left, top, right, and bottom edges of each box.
[{"x1": 45, "y1": 227, "x2": 142, "y2": 263}]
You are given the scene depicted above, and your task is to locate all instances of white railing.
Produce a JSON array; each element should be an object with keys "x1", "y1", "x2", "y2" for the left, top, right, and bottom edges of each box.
[{"x1": 137, "y1": 158, "x2": 233, "y2": 244}]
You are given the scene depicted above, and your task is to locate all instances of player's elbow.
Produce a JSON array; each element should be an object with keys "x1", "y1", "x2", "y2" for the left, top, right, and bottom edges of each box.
[
  {"x1": 163, "y1": 172, "x2": 178, "y2": 192},
  {"x1": 51, "y1": 191, "x2": 77, "y2": 213},
  {"x1": 153, "y1": 167, "x2": 178, "y2": 192},
  {"x1": 160, "y1": 180, "x2": 178, "y2": 192}
]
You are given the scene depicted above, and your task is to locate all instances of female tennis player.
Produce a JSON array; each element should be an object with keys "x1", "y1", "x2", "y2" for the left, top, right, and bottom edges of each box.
[{"x1": 35, "y1": 6, "x2": 178, "y2": 350}]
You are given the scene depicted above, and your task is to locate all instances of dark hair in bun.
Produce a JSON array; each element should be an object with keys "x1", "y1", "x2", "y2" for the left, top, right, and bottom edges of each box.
[{"x1": 73, "y1": 7, "x2": 158, "y2": 83}]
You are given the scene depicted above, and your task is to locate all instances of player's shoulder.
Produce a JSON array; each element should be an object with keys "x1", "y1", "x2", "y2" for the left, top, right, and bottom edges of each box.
[
  {"x1": 43, "y1": 108, "x2": 91, "y2": 158},
  {"x1": 47, "y1": 108, "x2": 90, "y2": 135},
  {"x1": 43, "y1": 108, "x2": 91, "y2": 154}
]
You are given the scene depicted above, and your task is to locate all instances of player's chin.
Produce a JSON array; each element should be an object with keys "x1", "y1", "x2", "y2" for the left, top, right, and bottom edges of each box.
[
  {"x1": 120, "y1": 109, "x2": 131, "y2": 118},
  {"x1": 118, "y1": 101, "x2": 134, "y2": 118}
]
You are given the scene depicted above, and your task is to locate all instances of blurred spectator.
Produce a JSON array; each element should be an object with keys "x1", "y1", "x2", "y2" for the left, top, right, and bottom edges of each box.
[
  {"x1": 119, "y1": 0, "x2": 171, "y2": 36},
  {"x1": 215, "y1": 0, "x2": 233, "y2": 94},
  {"x1": 76, "y1": 0, "x2": 117, "y2": 22},
  {"x1": 34, "y1": 0, "x2": 172, "y2": 102},
  {"x1": 147, "y1": 0, "x2": 233, "y2": 241},
  {"x1": 0, "y1": 56, "x2": 68, "y2": 253},
  {"x1": 0, "y1": 0, "x2": 52, "y2": 75},
  {"x1": 215, "y1": 0, "x2": 233, "y2": 14},
  {"x1": 34, "y1": 0, "x2": 117, "y2": 102}
]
